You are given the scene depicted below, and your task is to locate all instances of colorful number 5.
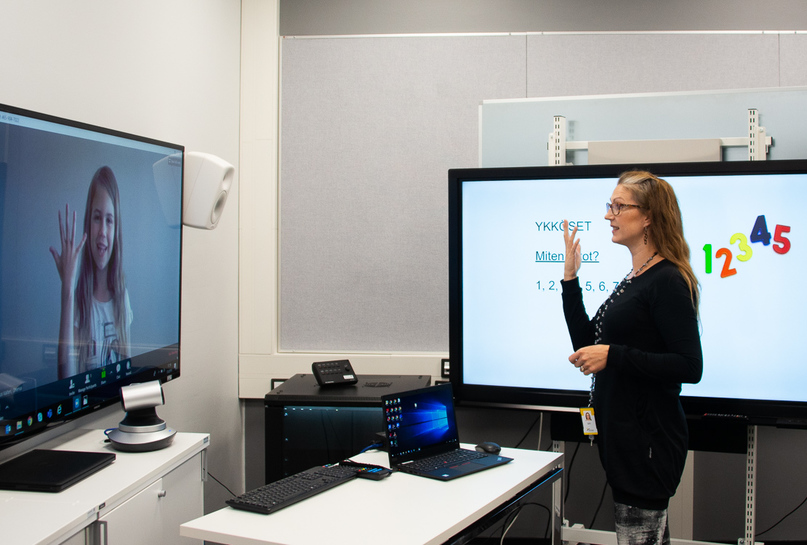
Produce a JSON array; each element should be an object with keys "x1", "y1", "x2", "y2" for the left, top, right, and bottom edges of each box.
[{"x1": 773, "y1": 224, "x2": 791, "y2": 254}]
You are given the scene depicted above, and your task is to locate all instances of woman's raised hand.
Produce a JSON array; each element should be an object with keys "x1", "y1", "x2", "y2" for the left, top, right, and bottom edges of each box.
[{"x1": 562, "y1": 219, "x2": 581, "y2": 281}]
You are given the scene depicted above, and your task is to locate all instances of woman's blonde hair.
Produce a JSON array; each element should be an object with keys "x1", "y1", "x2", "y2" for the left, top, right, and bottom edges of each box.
[{"x1": 618, "y1": 170, "x2": 700, "y2": 310}]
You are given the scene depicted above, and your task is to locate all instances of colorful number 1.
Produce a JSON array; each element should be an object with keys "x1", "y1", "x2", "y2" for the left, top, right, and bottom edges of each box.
[{"x1": 704, "y1": 244, "x2": 712, "y2": 274}]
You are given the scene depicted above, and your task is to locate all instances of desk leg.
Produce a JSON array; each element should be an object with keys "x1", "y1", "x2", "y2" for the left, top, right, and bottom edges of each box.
[
  {"x1": 552, "y1": 442, "x2": 565, "y2": 545},
  {"x1": 553, "y1": 466, "x2": 564, "y2": 545}
]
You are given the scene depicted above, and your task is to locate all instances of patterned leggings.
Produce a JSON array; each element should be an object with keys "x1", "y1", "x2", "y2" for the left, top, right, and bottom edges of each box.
[{"x1": 614, "y1": 503, "x2": 670, "y2": 545}]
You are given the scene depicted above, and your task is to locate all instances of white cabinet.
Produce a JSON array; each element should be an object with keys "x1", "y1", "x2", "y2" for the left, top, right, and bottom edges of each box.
[
  {"x1": 60, "y1": 531, "x2": 87, "y2": 545},
  {"x1": 0, "y1": 430, "x2": 209, "y2": 545},
  {"x1": 95, "y1": 450, "x2": 204, "y2": 545}
]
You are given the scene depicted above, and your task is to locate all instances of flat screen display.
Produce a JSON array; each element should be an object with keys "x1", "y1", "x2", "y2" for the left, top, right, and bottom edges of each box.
[
  {"x1": 0, "y1": 103, "x2": 183, "y2": 450},
  {"x1": 449, "y1": 160, "x2": 807, "y2": 422}
]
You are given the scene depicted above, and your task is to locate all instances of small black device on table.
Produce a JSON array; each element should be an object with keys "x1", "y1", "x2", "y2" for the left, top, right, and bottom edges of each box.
[
  {"x1": 339, "y1": 459, "x2": 393, "y2": 480},
  {"x1": 312, "y1": 359, "x2": 358, "y2": 386}
]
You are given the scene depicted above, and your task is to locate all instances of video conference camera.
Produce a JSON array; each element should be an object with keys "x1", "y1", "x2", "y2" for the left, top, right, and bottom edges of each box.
[{"x1": 107, "y1": 380, "x2": 176, "y2": 452}]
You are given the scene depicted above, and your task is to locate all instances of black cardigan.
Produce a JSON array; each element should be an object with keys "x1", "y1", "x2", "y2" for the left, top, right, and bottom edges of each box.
[{"x1": 561, "y1": 259, "x2": 703, "y2": 510}]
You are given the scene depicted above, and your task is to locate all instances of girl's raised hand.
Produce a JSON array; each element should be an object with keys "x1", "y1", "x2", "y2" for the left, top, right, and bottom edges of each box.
[{"x1": 49, "y1": 204, "x2": 87, "y2": 292}]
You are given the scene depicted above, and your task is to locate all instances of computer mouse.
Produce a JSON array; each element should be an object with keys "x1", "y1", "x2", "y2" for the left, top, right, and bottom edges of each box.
[{"x1": 475, "y1": 441, "x2": 501, "y2": 454}]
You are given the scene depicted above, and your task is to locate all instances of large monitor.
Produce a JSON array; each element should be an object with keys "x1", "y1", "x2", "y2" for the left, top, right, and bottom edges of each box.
[
  {"x1": 449, "y1": 159, "x2": 807, "y2": 424},
  {"x1": 0, "y1": 103, "x2": 183, "y2": 456}
]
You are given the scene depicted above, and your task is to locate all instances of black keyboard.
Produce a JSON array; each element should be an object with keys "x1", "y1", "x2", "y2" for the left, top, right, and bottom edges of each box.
[
  {"x1": 226, "y1": 464, "x2": 359, "y2": 514},
  {"x1": 403, "y1": 449, "x2": 488, "y2": 472}
]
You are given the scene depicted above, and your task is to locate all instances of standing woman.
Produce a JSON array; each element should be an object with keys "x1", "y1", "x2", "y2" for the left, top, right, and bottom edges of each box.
[
  {"x1": 51, "y1": 166, "x2": 133, "y2": 379},
  {"x1": 560, "y1": 171, "x2": 703, "y2": 545}
]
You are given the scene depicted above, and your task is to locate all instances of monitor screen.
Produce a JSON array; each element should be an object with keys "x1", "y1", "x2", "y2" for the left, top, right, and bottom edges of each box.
[
  {"x1": 384, "y1": 383, "x2": 457, "y2": 462},
  {"x1": 271, "y1": 405, "x2": 382, "y2": 481},
  {"x1": 449, "y1": 160, "x2": 807, "y2": 423},
  {"x1": 0, "y1": 103, "x2": 183, "y2": 451}
]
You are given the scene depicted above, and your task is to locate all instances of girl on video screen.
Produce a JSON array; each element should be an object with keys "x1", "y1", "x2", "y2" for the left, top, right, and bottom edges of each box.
[{"x1": 50, "y1": 166, "x2": 132, "y2": 379}]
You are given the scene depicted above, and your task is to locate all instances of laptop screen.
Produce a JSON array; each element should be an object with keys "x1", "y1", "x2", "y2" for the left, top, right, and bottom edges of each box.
[{"x1": 383, "y1": 383, "x2": 460, "y2": 464}]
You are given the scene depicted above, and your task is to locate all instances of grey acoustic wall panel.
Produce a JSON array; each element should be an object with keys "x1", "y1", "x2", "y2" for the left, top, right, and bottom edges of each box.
[
  {"x1": 526, "y1": 33, "x2": 781, "y2": 98},
  {"x1": 280, "y1": 35, "x2": 526, "y2": 351}
]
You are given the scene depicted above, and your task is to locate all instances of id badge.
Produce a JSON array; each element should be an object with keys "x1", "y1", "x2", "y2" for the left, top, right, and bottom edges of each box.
[{"x1": 580, "y1": 407, "x2": 598, "y2": 436}]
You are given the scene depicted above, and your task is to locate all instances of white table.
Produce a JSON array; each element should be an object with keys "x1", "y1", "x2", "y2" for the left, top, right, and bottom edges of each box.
[
  {"x1": 181, "y1": 445, "x2": 563, "y2": 545},
  {"x1": 0, "y1": 429, "x2": 209, "y2": 545}
]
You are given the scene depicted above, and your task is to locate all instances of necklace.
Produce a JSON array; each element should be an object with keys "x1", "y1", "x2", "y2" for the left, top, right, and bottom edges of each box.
[
  {"x1": 628, "y1": 251, "x2": 659, "y2": 280},
  {"x1": 588, "y1": 251, "x2": 658, "y2": 407}
]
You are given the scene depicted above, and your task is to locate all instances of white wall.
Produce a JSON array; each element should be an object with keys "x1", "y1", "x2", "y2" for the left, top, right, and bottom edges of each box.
[{"x1": 0, "y1": 0, "x2": 243, "y2": 511}]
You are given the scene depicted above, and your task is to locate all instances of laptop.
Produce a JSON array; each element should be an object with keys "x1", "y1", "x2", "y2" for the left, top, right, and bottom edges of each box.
[{"x1": 381, "y1": 382, "x2": 512, "y2": 481}]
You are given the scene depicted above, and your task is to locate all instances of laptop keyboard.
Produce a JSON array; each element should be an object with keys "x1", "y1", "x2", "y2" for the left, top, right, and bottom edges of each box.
[
  {"x1": 402, "y1": 448, "x2": 488, "y2": 472},
  {"x1": 226, "y1": 464, "x2": 358, "y2": 514}
]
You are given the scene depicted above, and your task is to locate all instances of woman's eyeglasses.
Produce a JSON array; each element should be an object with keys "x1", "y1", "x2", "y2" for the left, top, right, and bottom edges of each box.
[{"x1": 606, "y1": 202, "x2": 643, "y2": 216}]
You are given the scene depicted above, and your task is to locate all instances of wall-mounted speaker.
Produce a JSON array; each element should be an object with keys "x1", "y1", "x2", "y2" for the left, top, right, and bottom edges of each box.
[{"x1": 182, "y1": 151, "x2": 235, "y2": 230}]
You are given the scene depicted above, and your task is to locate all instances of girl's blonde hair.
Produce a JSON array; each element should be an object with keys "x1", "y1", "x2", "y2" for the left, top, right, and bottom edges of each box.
[{"x1": 76, "y1": 166, "x2": 129, "y2": 363}]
